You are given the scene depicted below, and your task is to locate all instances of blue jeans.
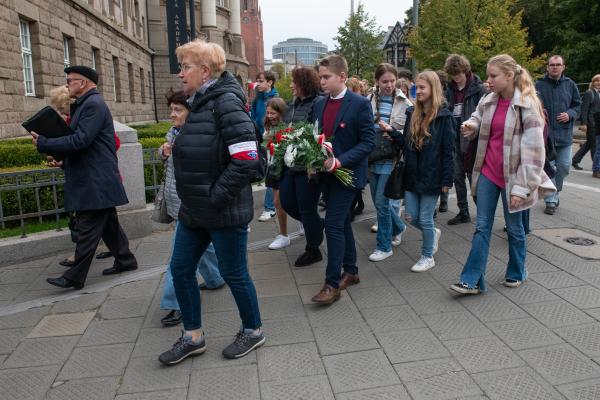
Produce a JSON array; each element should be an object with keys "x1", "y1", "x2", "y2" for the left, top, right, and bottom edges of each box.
[
  {"x1": 264, "y1": 187, "x2": 275, "y2": 212},
  {"x1": 279, "y1": 171, "x2": 323, "y2": 250},
  {"x1": 369, "y1": 172, "x2": 406, "y2": 252},
  {"x1": 459, "y1": 174, "x2": 527, "y2": 291},
  {"x1": 545, "y1": 144, "x2": 571, "y2": 205},
  {"x1": 404, "y1": 191, "x2": 439, "y2": 257},
  {"x1": 170, "y1": 221, "x2": 261, "y2": 331},
  {"x1": 594, "y1": 136, "x2": 600, "y2": 172},
  {"x1": 321, "y1": 177, "x2": 358, "y2": 288},
  {"x1": 160, "y1": 222, "x2": 225, "y2": 311}
]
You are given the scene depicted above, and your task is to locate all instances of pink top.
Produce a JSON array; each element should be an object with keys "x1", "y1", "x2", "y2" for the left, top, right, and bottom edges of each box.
[{"x1": 481, "y1": 98, "x2": 511, "y2": 188}]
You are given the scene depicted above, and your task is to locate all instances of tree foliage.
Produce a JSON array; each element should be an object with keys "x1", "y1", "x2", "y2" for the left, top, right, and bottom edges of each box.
[
  {"x1": 409, "y1": 0, "x2": 545, "y2": 79},
  {"x1": 334, "y1": 3, "x2": 385, "y2": 79},
  {"x1": 275, "y1": 74, "x2": 293, "y2": 103},
  {"x1": 518, "y1": 0, "x2": 600, "y2": 83}
]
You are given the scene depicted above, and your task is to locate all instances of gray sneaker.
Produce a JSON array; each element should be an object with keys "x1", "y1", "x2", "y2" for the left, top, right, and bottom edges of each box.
[
  {"x1": 449, "y1": 282, "x2": 480, "y2": 295},
  {"x1": 222, "y1": 330, "x2": 266, "y2": 359},
  {"x1": 158, "y1": 333, "x2": 206, "y2": 366}
]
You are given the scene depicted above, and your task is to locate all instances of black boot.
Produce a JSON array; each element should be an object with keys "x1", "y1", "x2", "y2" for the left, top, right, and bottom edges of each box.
[
  {"x1": 294, "y1": 248, "x2": 322, "y2": 267},
  {"x1": 447, "y1": 211, "x2": 471, "y2": 225}
]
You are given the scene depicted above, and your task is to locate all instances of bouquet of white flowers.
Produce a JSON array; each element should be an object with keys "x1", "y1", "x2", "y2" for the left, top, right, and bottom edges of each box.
[{"x1": 266, "y1": 121, "x2": 353, "y2": 186}]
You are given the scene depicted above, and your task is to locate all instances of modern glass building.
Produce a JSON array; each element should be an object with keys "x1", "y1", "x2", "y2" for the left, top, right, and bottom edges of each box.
[{"x1": 272, "y1": 38, "x2": 328, "y2": 66}]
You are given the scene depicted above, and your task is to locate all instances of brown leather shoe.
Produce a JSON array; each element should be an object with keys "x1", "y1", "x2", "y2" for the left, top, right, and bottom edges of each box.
[
  {"x1": 339, "y1": 272, "x2": 360, "y2": 290},
  {"x1": 593, "y1": 171, "x2": 600, "y2": 178},
  {"x1": 311, "y1": 284, "x2": 340, "y2": 304}
]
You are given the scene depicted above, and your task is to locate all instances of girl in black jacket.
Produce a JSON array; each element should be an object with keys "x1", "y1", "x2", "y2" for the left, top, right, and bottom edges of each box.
[{"x1": 394, "y1": 70, "x2": 455, "y2": 273}]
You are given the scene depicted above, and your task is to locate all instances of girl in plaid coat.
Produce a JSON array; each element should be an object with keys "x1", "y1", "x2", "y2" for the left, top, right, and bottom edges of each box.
[{"x1": 450, "y1": 54, "x2": 556, "y2": 295}]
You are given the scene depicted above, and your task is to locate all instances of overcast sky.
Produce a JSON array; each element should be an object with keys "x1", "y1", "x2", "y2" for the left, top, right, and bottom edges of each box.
[{"x1": 259, "y1": 0, "x2": 413, "y2": 59}]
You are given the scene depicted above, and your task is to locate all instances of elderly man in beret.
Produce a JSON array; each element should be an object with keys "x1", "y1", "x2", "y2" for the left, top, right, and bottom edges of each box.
[{"x1": 32, "y1": 65, "x2": 138, "y2": 289}]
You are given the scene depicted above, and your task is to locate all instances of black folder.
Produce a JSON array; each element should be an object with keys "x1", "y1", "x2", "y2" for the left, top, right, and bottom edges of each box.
[{"x1": 22, "y1": 106, "x2": 73, "y2": 138}]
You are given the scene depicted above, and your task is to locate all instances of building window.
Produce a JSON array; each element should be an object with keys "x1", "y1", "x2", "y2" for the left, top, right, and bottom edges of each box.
[
  {"x1": 63, "y1": 36, "x2": 72, "y2": 69},
  {"x1": 112, "y1": 56, "x2": 121, "y2": 102},
  {"x1": 128, "y1": 62, "x2": 135, "y2": 103},
  {"x1": 216, "y1": 0, "x2": 224, "y2": 7},
  {"x1": 91, "y1": 47, "x2": 100, "y2": 70},
  {"x1": 140, "y1": 67, "x2": 146, "y2": 103},
  {"x1": 19, "y1": 19, "x2": 35, "y2": 96}
]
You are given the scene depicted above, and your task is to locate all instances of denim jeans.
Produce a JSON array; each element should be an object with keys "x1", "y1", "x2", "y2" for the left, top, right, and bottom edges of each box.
[
  {"x1": 170, "y1": 221, "x2": 261, "y2": 331},
  {"x1": 594, "y1": 136, "x2": 600, "y2": 172},
  {"x1": 369, "y1": 171, "x2": 406, "y2": 252},
  {"x1": 264, "y1": 187, "x2": 275, "y2": 212},
  {"x1": 459, "y1": 174, "x2": 527, "y2": 291},
  {"x1": 160, "y1": 222, "x2": 225, "y2": 311},
  {"x1": 321, "y1": 177, "x2": 358, "y2": 288},
  {"x1": 404, "y1": 191, "x2": 439, "y2": 257},
  {"x1": 279, "y1": 171, "x2": 323, "y2": 250},
  {"x1": 545, "y1": 144, "x2": 571, "y2": 205}
]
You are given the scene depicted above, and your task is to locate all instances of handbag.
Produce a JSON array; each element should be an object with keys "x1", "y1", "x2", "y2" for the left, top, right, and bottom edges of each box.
[
  {"x1": 151, "y1": 180, "x2": 173, "y2": 224},
  {"x1": 384, "y1": 148, "x2": 405, "y2": 200}
]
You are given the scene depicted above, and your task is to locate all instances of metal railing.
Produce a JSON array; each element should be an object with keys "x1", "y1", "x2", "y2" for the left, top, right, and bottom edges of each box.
[
  {"x1": 0, "y1": 168, "x2": 66, "y2": 237},
  {"x1": 0, "y1": 147, "x2": 162, "y2": 238}
]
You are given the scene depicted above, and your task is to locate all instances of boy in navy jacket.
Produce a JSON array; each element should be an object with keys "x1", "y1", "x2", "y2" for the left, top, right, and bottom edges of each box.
[{"x1": 310, "y1": 55, "x2": 375, "y2": 304}]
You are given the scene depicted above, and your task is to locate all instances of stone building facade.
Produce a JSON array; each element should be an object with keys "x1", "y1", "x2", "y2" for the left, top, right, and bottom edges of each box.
[
  {"x1": 0, "y1": 0, "x2": 155, "y2": 139},
  {"x1": 240, "y1": 0, "x2": 263, "y2": 81},
  {"x1": 148, "y1": 0, "x2": 250, "y2": 120},
  {"x1": 1, "y1": 0, "x2": 260, "y2": 138}
]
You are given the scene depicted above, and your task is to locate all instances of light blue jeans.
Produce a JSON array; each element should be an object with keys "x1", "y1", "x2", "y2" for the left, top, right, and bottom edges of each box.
[
  {"x1": 459, "y1": 174, "x2": 527, "y2": 291},
  {"x1": 368, "y1": 171, "x2": 406, "y2": 252},
  {"x1": 594, "y1": 136, "x2": 600, "y2": 172},
  {"x1": 544, "y1": 144, "x2": 571, "y2": 205},
  {"x1": 264, "y1": 187, "x2": 275, "y2": 212},
  {"x1": 404, "y1": 191, "x2": 439, "y2": 257},
  {"x1": 160, "y1": 222, "x2": 225, "y2": 311}
]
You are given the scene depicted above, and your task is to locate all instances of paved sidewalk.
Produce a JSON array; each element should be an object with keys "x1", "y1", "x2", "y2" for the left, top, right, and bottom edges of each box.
[{"x1": 1, "y1": 161, "x2": 600, "y2": 399}]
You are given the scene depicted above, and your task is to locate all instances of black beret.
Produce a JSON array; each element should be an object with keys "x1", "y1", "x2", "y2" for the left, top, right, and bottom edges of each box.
[{"x1": 64, "y1": 65, "x2": 98, "y2": 84}]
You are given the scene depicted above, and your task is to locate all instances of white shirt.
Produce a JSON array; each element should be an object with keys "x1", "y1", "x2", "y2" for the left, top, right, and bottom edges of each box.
[{"x1": 330, "y1": 87, "x2": 347, "y2": 100}]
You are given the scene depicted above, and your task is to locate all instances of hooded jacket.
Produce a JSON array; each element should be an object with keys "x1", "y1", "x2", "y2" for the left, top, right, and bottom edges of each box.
[
  {"x1": 173, "y1": 71, "x2": 258, "y2": 229},
  {"x1": 535, "y1": 74, "x2": 581, "y2": 147}
]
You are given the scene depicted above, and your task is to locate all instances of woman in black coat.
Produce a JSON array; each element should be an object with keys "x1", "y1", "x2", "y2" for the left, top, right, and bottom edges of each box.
[
  {"x1": 278, "y1": 67, "x2": 325, "y2": 267},
  {"x1": 158, "y1": 39, "x2": 265, "y2": 366}
]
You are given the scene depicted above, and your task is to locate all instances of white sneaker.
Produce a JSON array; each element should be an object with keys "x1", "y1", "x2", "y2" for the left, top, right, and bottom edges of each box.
[
  {"x1": 258, "y1": 210, "x2": 276, "y2": 222},
  {"x1": 268, "y1": 234, "x2": 290, "y2": 250},
  {"x1": 432, "y1": 228, "x2": 441, "y2": 254},
  {"x1": 369, "y1": 249, "x2": 393, "y2": 262},
  {"x1": 392, "y1": 227, "x2": 406, "y2": 247},
  {"x1": 411, "y1": 256, "x2": 435, "y2": 272},
  {"x1": 298, "y1": 223, "x2": 305, "y2": 236},
  {"x1": 371, "y1": 224, "x2": 378, "y2": 233}
]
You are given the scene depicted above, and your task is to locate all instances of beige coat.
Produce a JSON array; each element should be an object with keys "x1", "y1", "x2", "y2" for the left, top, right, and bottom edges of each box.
[{"x1": 464, "y1": 89, "x2": 556, "y2": 212}]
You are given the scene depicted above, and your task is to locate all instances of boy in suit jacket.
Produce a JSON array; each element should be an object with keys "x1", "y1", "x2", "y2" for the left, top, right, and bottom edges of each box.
[{"x1": 311, "y1": 55, "x2": 375, "y2": 304}]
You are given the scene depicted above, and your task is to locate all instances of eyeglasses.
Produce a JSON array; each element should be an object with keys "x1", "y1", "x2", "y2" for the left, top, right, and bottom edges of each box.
[
  {"x1": 66, "y1": 78, "x2": 84, "y2": 84},
  {"x1": 548, "y1": 63, "x2": 563, "y2": 67},
  {"x1": 177, "y1": 63, "x2": 199, "y2": 73}
]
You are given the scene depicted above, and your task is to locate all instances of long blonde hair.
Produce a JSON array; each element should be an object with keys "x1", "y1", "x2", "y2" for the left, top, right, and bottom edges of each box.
[
  {"x1": 589, "y1": 74, "x2": 600, "y2": 90},
  {"x1": 487, "y1": 54, "x2": 544, "y2": 119},
  {"x1": 409, "y1": 70, "x2": 444, "y2": 150}
]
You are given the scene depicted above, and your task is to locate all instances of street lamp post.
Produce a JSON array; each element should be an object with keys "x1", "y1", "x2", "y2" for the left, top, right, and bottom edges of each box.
[{"x1": 412, "y1": 0, "x2": 418, "y2": 76}]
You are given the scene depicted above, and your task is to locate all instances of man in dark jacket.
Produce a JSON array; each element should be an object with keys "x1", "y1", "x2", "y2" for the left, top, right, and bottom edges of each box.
[
  {"x1": 32, "y1": 66, "x2": 137, "y2": 290},
  {"x1": 572, "y1": 75, "x2": 600, "y2": 171},
  {"x1": 535, "y1": 55, "x2": 581, "y2": 215},
  {"x1": 443, "y1": 54, "x2": 486, "y2": 225}
]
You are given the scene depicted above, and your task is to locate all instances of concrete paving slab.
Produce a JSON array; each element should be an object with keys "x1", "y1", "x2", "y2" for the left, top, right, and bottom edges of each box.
[
  {"x1": 423, "y1": 311, "x2": 492, "y2": 341},
  {"x1": 347, "y1": 284, "x2": 406, "y2": 310},
  {"x1": 0, "y1": 327, "x2": 30, "y2": 354},
  {"x1": 363, "y1": 305, "x2": 426, "y2": 333},
  {"x1": 58, "y1": 342, "x2": 134, "y2": 380},
  {"x1": 335, "y1": 385, "x2": 411, "y2": 400},
  {"x1": 0, "y1": 306, "x2": 49, "y2": 329},
  {"x1": 0, "y1": 365, "x2": 60, "y2": 400},
  {"x1": 458, "y1": 293, "x2": 528, "y2": 322},
  {"x1": 313, "y1": 321, "x2": 379, "y2": 355},
  {"x1": 260, "y1": 375, "x2": 335, "y2": 400},
  {"x1": 98, "y1": 296, "x2": 152, "y2": 319},
  {"x1": 486, "y1": 318, "x2": 564, "y2": 350},
  {"x1": 322, "y1": 349, "x2": 400, "y2": 393},
  {"x1": 27, "y1": 311, "x2": 95, "y2": 338},
  {"x1": 518, "y1": 343, "x2": 600, "y2": 385},
  {"x1": 376, "y1": 328, "x2": 450, "y2": 363},
  {"x1": 472, "y1": 367, "x2": 564, "y2": 400},
  {"x1": 118, "y1": 355, "x2": 190, "y2": 394},
  {"x1": 114, "y1": 388, "x2": 188, "y2": 400},
  {"x1": 535, "y1": 228, "x2": 600, "y2": 260},
  {"x1": 188, "y1": 365, "x2": 260, "y2": 400},
  {"x1": 257, "y1": 342, "x2": 324, "y2": 382},
  {"x1": 521, "y1": 300, "x2": 596, "y2": 328},
  {"x1": 3, "y1": 336, "x2": 78, "y2": 368},
  {"x1": 44, "y1": 376, "x2": 119, "y2": 400},
  {"x1": 444, "y1": 336, "x2": 525, "y2": 373},
  {"x1": 79, "y1": 317, "x2": 144, "y2": 347},
  {"x1": 555, "y1": 323, "x2": 600, "y2": 357},
  {"x1": 553, "y1": 285, "x2": 600, "y2": 309},
  {"x1": 557, "y1": 379, "x2": 600, "y2": 400},
  {"x1": 261, "y1": 316, "x2": 314, "y2": 347}
]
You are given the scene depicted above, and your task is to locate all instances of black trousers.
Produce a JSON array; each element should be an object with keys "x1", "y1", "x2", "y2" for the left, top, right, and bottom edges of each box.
[
  {"x1": 572, "y1": 126, "x2": 598, "y2": 164},
  {"x1": 63, "y1": 207, "x2": 137, "y2": 284}
]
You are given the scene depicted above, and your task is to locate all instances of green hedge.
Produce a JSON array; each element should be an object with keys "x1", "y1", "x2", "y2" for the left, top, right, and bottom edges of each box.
[{"x1": 0, "y1": 144, "x2": 46, "y2": 168}]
